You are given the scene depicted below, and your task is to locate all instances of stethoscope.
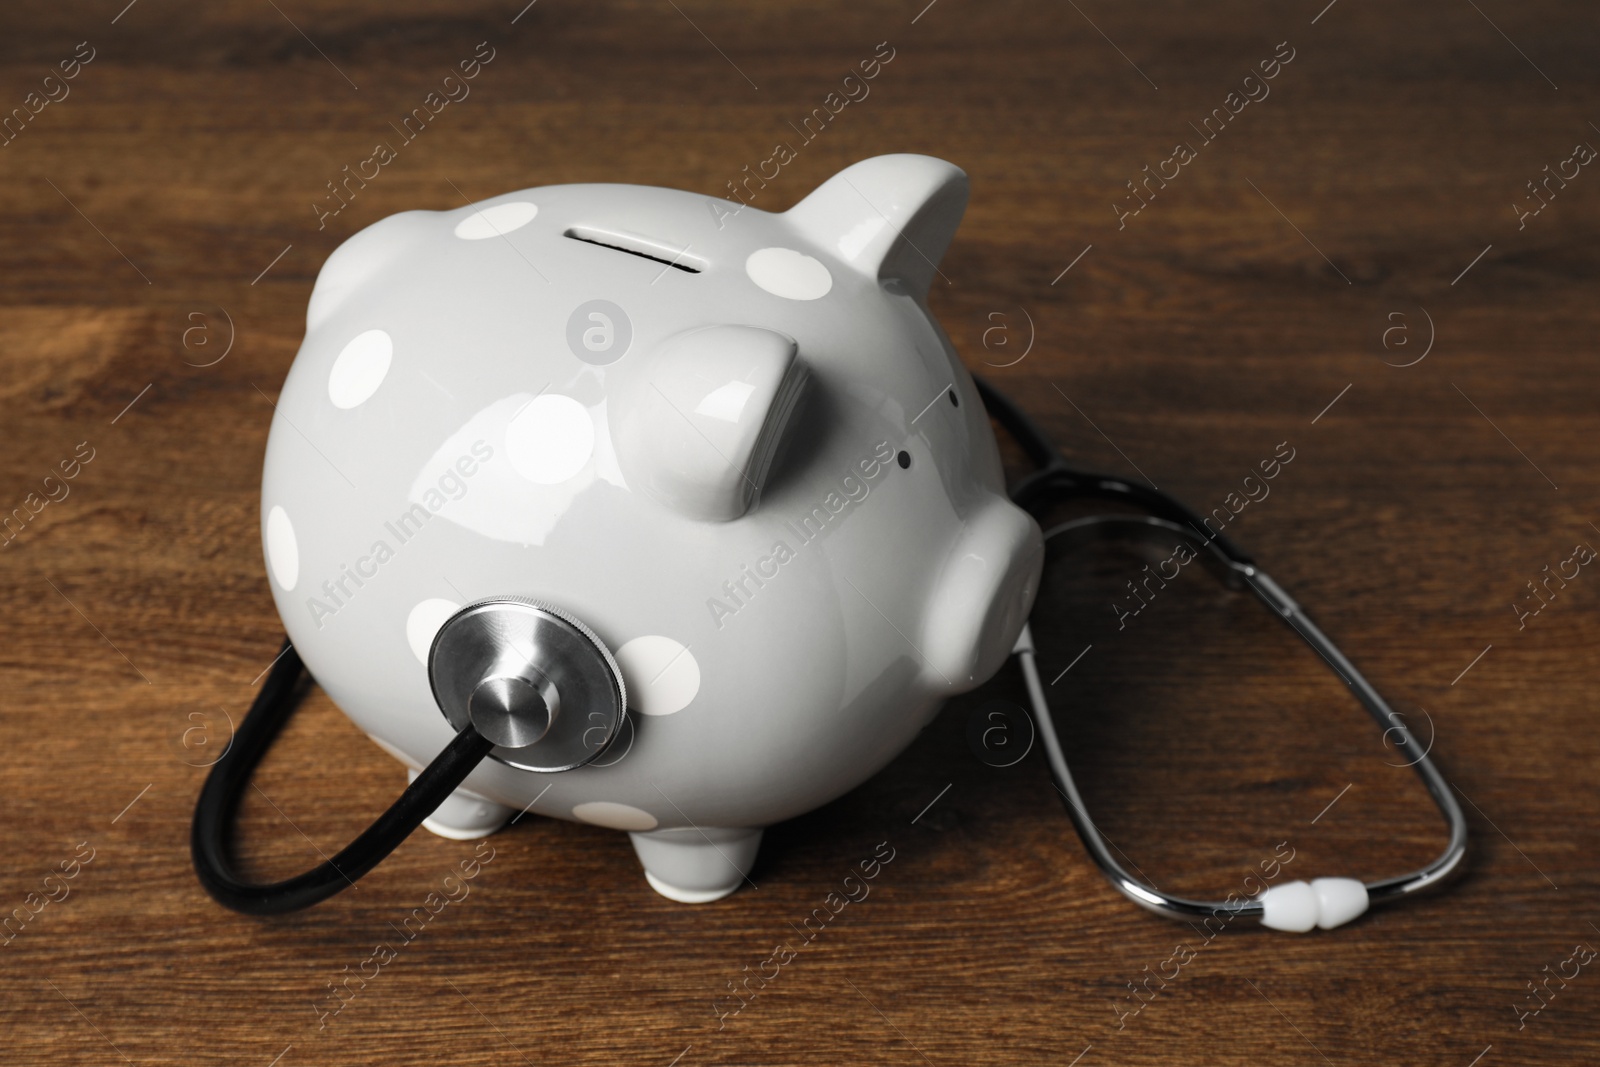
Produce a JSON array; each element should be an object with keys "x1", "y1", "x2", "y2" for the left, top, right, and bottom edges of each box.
[
  {"x1": 975, "y1": 377, "x2": 1468, "y2": 931},
  {"x1": 192, "y1": 378, "x2": 1468, "y2": 930}
]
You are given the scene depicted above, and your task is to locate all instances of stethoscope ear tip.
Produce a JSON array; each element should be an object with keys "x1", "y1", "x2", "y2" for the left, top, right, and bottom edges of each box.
[{"x1": 1258, "y1": 877, "x2": 1369, "y2": 932}]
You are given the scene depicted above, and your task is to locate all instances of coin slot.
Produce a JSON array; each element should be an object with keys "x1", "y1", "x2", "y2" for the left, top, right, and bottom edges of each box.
[{"x1": 564, "y1": 226, "x2": 704, "y2": 273}]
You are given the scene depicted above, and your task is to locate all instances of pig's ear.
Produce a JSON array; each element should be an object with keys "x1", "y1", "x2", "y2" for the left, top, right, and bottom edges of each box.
[
  {"x1": 784, "y1": 154, "x2": 968, "y2": 297},
  {"x1": 307, "y1": 210, "x2": 435, "y2": 330},
  {"x1": 612, "y1": 325, "x2": 808, "y2": 522}
]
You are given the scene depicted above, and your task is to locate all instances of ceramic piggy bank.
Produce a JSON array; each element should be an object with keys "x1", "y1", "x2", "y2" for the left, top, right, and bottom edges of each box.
[{"x1": 261, "y1": 154, "x2": 1043, "y2": 902}]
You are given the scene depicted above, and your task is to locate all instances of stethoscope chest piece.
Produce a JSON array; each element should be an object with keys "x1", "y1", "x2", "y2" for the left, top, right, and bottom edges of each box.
[{"x1": 429, "y1": 598, "x2": 627, "y2": 773}]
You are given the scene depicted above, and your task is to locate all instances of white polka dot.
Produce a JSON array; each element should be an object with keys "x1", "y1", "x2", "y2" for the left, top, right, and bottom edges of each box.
[
  {"x1": 265, "y1": 505, "x2": 298, "y2": 591},
  {"x1": 615, "y1": 636, "x2": 701, "y2": 716},
  {"x1": 746, "y1": 247, "x2": 832, "y2": 300},
  {"x1": 505, "y1": 394, "x2": 595, "y2": 485},
  {"x1": 572, "y1": 801, "x2": 658, "y2": 832},
  {"x1": 328, "y1": 329, "x2": 393, "y2": 409},
  {"x1": 454, "y1": 201, "x2": 539, "y2": 240},
  {"x1": 405, "y1": 599, "x2": 461, "y2": 664}
]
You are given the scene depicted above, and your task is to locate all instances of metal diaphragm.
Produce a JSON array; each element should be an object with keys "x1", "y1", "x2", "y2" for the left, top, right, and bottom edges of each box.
[{"x1": 428, "y1": 598, "x2": 627, "y2": 773}]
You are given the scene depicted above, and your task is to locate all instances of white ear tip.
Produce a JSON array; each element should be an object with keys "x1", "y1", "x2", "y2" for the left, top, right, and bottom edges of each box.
[
  {"x1": 1258, "y1": 880, "x2": 1319, "y2": 932},
  {"x1": 1258, "y1": 878, "x2": 1370, "y2": 931},
  {"x1": 1312, "y1": 877, "x2": 1369, "y2": 929}
]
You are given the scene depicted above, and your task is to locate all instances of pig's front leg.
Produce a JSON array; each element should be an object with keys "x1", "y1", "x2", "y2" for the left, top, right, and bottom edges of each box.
[
  {"x1": 630, "y1": 826, "x2": 763, "y2": 903},
  {"x1": 407, "y1": 768, "x2": 513, "y2": 840}
]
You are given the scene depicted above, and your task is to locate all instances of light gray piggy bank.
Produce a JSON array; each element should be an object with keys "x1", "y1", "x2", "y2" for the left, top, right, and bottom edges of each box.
[{"x1": 261, "y1": 154, "x2": 1042, "y2": 902}]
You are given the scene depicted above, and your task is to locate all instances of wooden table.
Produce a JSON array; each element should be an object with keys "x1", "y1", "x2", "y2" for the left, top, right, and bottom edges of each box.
[{"x1": 2, "y1": 1, "x2": 1596, "y2": 1063}]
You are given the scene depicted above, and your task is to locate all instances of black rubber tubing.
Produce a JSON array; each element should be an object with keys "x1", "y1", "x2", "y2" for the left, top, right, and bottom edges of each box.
[
  {"x1": 190, "y1": 639, "x2": 496, "y2": 915},
  {"x1": 972, "y1": 375, "x2": 1254, "y2": 567}
]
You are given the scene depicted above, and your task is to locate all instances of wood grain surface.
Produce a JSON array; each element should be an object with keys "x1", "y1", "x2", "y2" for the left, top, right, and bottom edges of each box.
[{"x1": 2, "y1": 1, "x2": 1597, "y2": 1064}]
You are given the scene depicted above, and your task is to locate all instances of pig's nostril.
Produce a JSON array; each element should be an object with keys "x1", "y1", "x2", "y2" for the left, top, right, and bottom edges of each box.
[{"x1": 897, "y1": 450, "x2": 911, "y2": 469}]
